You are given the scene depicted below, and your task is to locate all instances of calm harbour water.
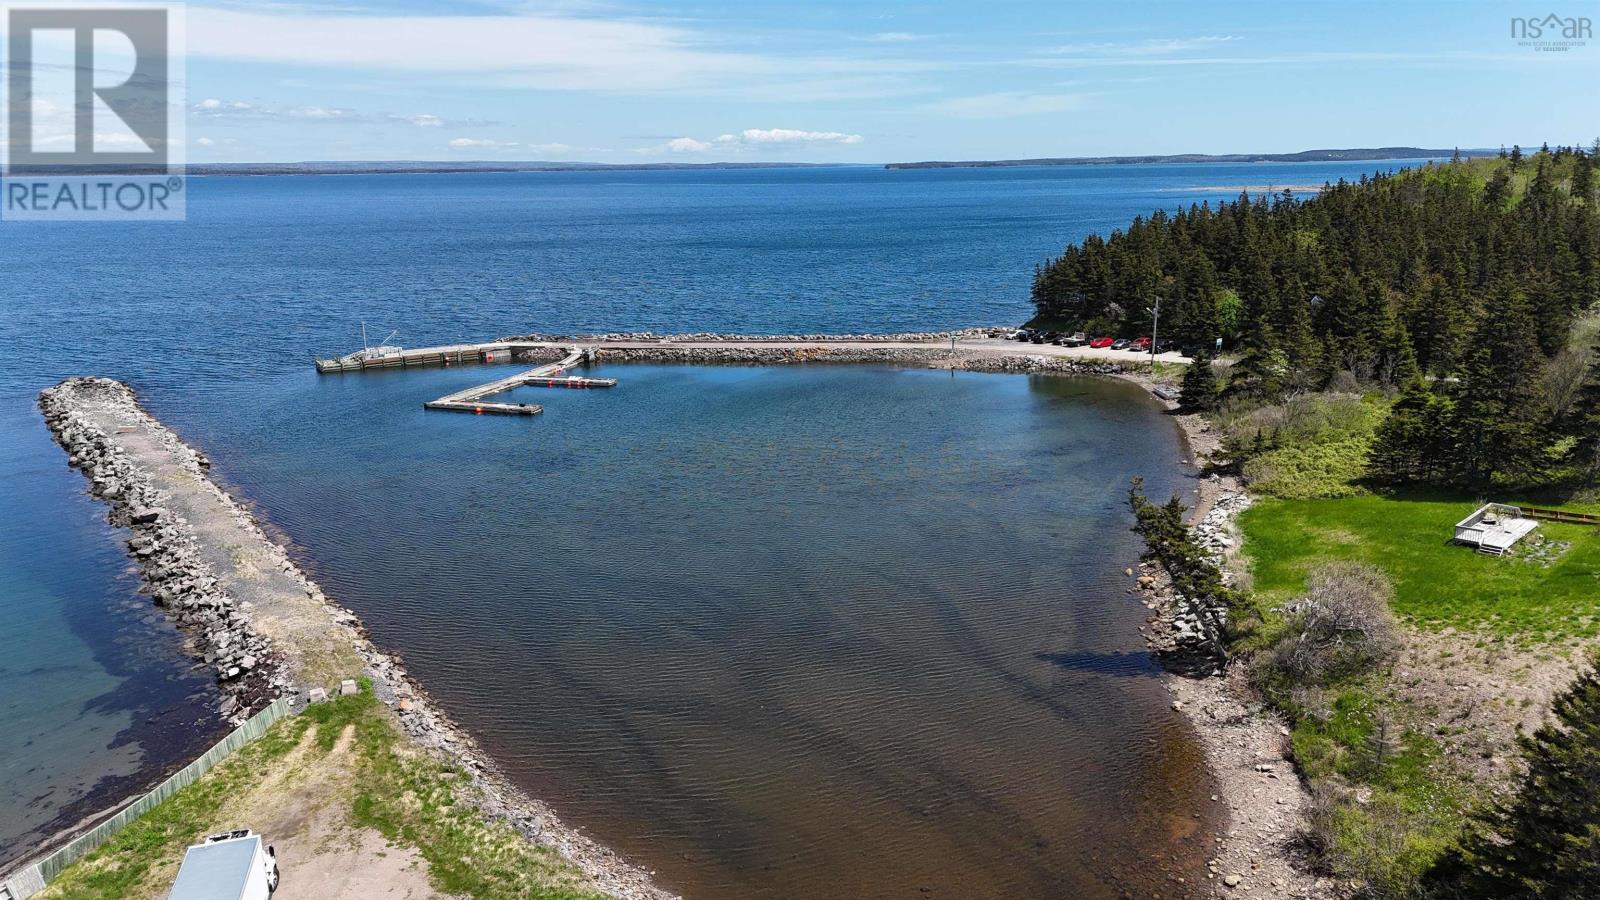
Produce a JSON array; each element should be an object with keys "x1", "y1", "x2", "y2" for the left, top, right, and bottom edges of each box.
[{"x1": 0, "y1": 160, "x2": 1416, "y2": 892}]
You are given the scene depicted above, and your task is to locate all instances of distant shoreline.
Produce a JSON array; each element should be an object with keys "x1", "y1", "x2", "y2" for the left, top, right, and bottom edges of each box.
[
  {"x1": 884, "y1": 147, "x2": 1491, "y2": 169},
  {"x1": 7, "y1": 147, "x2": 1495, "y2": 177}
]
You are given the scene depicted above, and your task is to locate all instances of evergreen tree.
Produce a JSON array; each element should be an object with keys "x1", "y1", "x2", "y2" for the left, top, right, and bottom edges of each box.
[
  {"x1": 1228, "y1": 317, "x2": 1290, "y2": 401},
  {"x1": 1573, "y1": 150, "x2": 1595, "y2": 205},
  {"x1": 1424, "y1": 654, "x2": 1600, "y2": 898},
  {"x1": 1175, "y1": 248, "x2": 1221, "y2": 346},
  {"x1": 1376, "y1": 319, "x2": 1422, "y2": 389},
  {"x1": 1445, "y1": 289, "x2": 1549, "y2": 486},
  {"x1": 1510, "y1": 144, "x2": 1524, "y2": 172},
  {"x1": 1368, "y1": 377, "x2": 1451, "y2": 484},
  {"x1": 1484, "y1": 167, "x2": 1514, "y2": 210},
  {"x1": 1563, "y1": 340, "x2": 1600, "y2": 484},
  {"x1": 1179, "y1": 351, "x2": 1220, "y2": 411},
  {"x1": 1273, "y1": 268, "x2": 1320, "y2": 374}
]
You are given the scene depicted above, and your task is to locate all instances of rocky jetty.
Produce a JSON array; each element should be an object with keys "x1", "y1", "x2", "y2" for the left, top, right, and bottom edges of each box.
[
  {"x1": 38, "y1": 376, "x2": 676, "y2": 899},
  {"x1": 516, "y1": 340, "x2": 1141, "y2": 375},
  {"x1": 39, "y1": 378, "x2": 284, "y2": 720},
  {"x1": 504, "y1": 327, "x2": 1002, "y2": 344}
]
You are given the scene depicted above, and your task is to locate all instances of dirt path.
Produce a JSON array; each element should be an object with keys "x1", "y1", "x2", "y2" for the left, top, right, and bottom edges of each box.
[
  {"x1": 65, "y1": 391, "x2": 369, "y2": 695},
  {"x1": 237, "y1": 726, "x2": 449, "y2": 900},
  {"x1": 110, "y1": 722, "x2": 451, "y2": 900}
]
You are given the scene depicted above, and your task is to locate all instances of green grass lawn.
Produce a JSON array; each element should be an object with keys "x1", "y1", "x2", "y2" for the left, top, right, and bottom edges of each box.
[
  {"x1": 1241, "y1": 493, "x2": 1600, "y2": 640},
  {"x1": 40, "y1": 685, "x2": 605, "y2": 900}
]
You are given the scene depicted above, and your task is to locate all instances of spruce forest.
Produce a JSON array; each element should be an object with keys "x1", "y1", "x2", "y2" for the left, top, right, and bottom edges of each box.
[
  {"x1": 1074, "y1": 144, "x2": 1600, "y2": 899},
  {"x1": 1033, "y1": 145, "x2": 1600, "y2": 489}
]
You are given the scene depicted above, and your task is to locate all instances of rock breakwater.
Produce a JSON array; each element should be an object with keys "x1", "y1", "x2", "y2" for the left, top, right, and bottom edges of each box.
[
  {"x1": 37, "y1": 376, "x2": 675, "y2": 899},
  {"x1": 40, "y1": 378, "x2": 283, "y2": 720}
]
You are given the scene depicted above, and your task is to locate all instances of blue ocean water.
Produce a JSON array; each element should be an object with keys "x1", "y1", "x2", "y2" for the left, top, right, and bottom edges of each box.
[{"x1": 0, "y1": 160, "x2": 1418, "y2": 890}]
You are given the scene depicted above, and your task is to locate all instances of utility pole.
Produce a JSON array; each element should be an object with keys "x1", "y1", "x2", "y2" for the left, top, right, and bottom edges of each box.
[{"x1": 1146, "y1": 298, "x2": 1161, "y2": 370}]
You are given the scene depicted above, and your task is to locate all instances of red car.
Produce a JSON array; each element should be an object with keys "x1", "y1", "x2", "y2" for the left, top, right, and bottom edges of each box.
[
  {"x1": 1133, "y1": 336, "x2": 1152, "y2": 350},
  {"x1": 1089, "y1": 336, "x2": 1114, "y2": 348}
]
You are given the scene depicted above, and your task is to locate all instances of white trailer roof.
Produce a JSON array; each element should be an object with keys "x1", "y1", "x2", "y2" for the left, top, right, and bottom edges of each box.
[{"x1": 167, "y1": 835, "x2": 259, "y2": 900}]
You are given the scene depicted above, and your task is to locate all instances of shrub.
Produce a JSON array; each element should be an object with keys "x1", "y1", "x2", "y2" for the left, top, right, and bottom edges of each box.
[
  {"x1": 1326, "y1": 788, "x2": 1448, "y2": 898},
  {"x1": 1213, "y1": 392, "x2": 1390, "y2": 498},
  {"x1": 1263, "y1": 563, "x2": 1400, "y2": 686},
  {"x1": 1244, "y1": 436, "x2": 1376, "y2": 499}
]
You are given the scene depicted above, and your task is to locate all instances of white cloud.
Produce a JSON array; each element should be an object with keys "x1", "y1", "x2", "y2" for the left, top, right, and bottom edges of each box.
[
  {"x1": 639, "y1": 128, "x2": 865, "y2": 154},
  {"x1": 290, "y1": 105, "x2": 356, "y2": 121},
  {"x1": 924, "y1": 91, "x2": 1086, "y2": 119},
  {"x1": 1045, "y1": 35, "x2": 1242, "y2": 57},
  {"x1": 866, "y1": 32, "x2": 921, "y2": 43},
  {"x1": 193, "y1": 98, "x2": 258, "y2": 116},
  {"x1": 396, "y1": 113, "x2": 443, "y2": 128},
  {"x1": 192, "y1": 99, "x2": 362, "y2": 122},
  {"x1": 666, "y1": 137, "x2": 713, "y2": 152},
  {"x1": 196, "y1": 136, "x2": 215, "y2": 146},
  {"x1": 731, "y1": 128, "x2": 863, "y2": 145},
  {"x1": 448, "y1": 137, "x2": 511, "y2": 149},
  {"x1": 445, "y1": 138, "x2": 585, "y2": 155},
  {"x1": 179, "y1": 6, "x2": 937, "y2": 100},
  {"x1": 184, "y1": 7, "x2": 796, "y2": 93}
]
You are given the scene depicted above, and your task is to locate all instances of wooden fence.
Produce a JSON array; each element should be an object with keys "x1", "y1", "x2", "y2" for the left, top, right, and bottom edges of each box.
[
  {"x1": 1517, "y1": 505, "x2": 1600, "y2": 525},
  {"x1": 0, "y1": 697, "x2": 293, "y2": 900}
]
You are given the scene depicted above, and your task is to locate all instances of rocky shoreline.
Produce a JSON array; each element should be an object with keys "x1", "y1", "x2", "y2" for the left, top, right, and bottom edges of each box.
[
  {"x1": 36, "y1": 377, "x2": 676, "y2": 900},
  {"x1": 1129, "y1": 401, "x2": 1332, "y2": 899}
]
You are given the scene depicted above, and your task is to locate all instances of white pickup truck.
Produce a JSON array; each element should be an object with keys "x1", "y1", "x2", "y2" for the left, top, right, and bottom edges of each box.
[{"x1": 167, "y1": 830, "x2": 279, "y2": 900}]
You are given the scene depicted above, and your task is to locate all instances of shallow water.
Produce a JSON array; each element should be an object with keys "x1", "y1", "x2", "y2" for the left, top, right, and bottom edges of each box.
[
  {"x1": 179, "y1": 361, "x2": 1206, "y2": 898},
  {"x1": 0, "y1": 160, "x2": 1409, "y2": 879}
]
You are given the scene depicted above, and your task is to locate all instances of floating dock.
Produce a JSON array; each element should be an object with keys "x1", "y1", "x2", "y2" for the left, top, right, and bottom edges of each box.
[
  {"x1": 423, "y1": 347, "x2": 615, "y2": 415},
  {"x1": 314, "y1": 340, "x2": 616, "y2": 416}
]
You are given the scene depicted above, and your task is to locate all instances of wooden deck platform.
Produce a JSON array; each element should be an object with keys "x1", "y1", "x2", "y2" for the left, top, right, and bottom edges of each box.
[{"x1": 1455, "y1": 503, "x2": 1541, "y2": 557}]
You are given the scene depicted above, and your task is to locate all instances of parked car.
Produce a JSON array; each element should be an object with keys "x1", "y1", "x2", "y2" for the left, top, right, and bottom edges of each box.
[
  {"x1": 1089, "y1": 336, "x2": 1114, "y2": 348},
  {"x1": 1132, "y1": 336, "x2": 1152, "y2": 351},
  {"x1": 168, "y1": 830, "x2": 278, "y2": 900},
  {"x1": 1012, "y1": 329, "x2": 1035, "y2": 342},
  {"x1": 1111, "y1": 338, "x2": 1132, "y2": 350},
  {"x1": 1056, "y1": 331, "x2": 1088, "y2": 347},
  {"x1": 1032, "y1": 331, "x2": 1058, "y2": 344}
]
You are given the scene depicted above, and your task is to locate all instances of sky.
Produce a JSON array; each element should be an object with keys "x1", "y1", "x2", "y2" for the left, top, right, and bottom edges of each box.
[{"x1": 9, "y1": 0, "x2": 1600, "y2": 163}]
